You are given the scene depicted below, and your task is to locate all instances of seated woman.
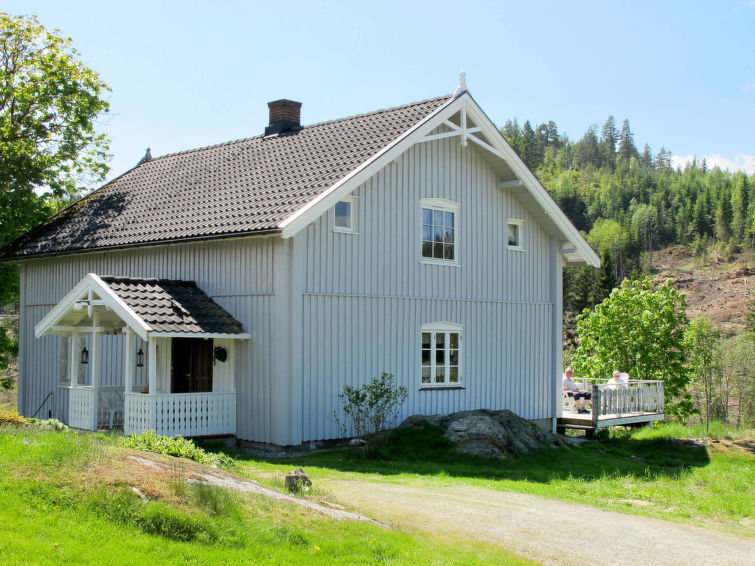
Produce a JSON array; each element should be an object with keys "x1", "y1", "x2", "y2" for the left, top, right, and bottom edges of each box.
[
  {"x1": 606, "y1": 370, "x2": 629, "y2": 390},
  {"x1": 562, "y1": 367, "x2": 592, "y2": 414}
]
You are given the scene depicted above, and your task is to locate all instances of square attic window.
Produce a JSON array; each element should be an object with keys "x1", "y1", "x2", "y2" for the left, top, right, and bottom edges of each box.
[{"x1": 333, "y1": 196, "x2": 356, "y2": 233}]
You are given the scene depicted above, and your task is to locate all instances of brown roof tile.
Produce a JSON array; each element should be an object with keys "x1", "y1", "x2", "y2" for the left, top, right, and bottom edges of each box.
[
  {"x1": 101, "y1": 276, "x2": 245, "y2": 335},
  {"x1": 2, "y1": 96, "x2": 451, "y2": 258}
]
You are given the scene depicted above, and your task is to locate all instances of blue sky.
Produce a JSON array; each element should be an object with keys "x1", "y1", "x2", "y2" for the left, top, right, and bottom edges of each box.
[{"x1": 7, "y1": 1, "x2": 755, "y2": 181}]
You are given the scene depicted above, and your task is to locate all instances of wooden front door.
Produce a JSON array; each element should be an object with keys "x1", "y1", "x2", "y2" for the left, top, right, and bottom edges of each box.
[{"x1": 171, "y1": 338, "x2": 213, "y2": 393}]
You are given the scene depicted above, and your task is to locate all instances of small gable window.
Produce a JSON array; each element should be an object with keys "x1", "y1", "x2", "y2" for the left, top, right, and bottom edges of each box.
[
  {"x1": 420, "y1": 322, "x2": 463, "y2": 387},
  {"x1": 333, "y1": 195, "x2": 357, "y2": 233},
  {"x1": 420, "y1": 198, "x2": 459, "y2": 264},
  {"x1": 507, "y1": 218, "x2": 525, "y2": 251}
]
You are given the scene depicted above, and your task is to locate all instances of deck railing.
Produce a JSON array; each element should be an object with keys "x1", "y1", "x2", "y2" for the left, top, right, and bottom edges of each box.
[
  {"x1": 585, "y1": 380, "x2": 664, "y2": 426},
  {"x1": 124, "y1": 392, "x2": 236, "y2": 437}
]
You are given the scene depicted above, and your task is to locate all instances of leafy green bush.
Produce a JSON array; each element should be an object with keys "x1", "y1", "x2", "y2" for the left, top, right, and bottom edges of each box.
[
  {"x1": 334, "y1": 372, "x2": 408, "y2": 458},
  {"x1": 121, "y1": 431, "x2": 235, "y2": 470}
]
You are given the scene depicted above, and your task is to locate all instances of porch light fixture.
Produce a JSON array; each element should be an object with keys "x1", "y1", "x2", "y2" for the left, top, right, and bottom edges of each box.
[
  {"x1": 136, "y1": 348, "x2": 144, "y2": 367},
  {"x1": 81, "y1": 346, "x2": 89, "y2": 365}
]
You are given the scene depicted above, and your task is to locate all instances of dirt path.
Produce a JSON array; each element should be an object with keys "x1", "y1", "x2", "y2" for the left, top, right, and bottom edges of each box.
[{"x1": 322, "y1": 478, "x2": 755, "y2": 566}]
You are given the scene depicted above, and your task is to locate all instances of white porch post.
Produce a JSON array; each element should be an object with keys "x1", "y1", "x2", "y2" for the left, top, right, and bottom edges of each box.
[
  {"x1": 90, "y1": 313, "x2": 101, "y2": 431},
  {"x1": 69, "y1": 331, "x2": 79, "y2": 387},
  {"x1": 124, "y1": 329, "x2": 134, "y2": 394},
  {"x1": 148, "y1": 338, "x2": 157, "y2": 430}
]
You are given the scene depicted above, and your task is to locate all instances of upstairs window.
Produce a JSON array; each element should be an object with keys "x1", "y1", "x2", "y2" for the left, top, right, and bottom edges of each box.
[
  {"x1": 507, "y1": 218, "x2": 525, "y2": 250},
  {"x1": 421, "y1": 322, "x2": 463, "y2": 387},
  {"x1": 333, "y1": 195, "x2": 357, "y2": 233},
  {"x1": 420, "y1": 198, "x2": 459, "y2": 264}
]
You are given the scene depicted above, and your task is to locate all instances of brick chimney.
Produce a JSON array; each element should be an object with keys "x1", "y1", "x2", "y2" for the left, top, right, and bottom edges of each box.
[{"x1": 265, "y1": 99, "x2": 302, "y2": 136}]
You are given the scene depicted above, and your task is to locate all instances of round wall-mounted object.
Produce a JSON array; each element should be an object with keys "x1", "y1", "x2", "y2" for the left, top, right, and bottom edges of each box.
[{"x1": 213, "y1": 346, "x2": 228, "y2": 363}]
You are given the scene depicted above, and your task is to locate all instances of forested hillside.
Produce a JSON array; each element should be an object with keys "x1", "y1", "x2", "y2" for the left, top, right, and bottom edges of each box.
[
  {"x1": 503, "y1": 117, "x2": 755, "y2": 427},
  {"x1": 501, "y1": 117, "x2": 753, "y2": 315}
]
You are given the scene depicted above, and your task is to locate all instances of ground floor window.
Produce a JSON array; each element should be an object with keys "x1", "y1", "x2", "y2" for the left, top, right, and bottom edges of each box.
[
  {"x1": 171, "y1": 337, "x2": 213, "y2": 393},
  {"x1": 420, "y1": 322, "x2": 462, "y2": 387}
]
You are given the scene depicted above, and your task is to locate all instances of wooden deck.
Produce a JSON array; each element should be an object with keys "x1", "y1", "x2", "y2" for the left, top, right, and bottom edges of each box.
[{"x1": 557, "y1": 379, "x2": 665, "y2": 437}]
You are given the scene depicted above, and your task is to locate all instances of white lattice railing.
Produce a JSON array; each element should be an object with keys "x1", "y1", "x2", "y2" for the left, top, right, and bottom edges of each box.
[
  {"x1": 69, "y1": 387, "x2": 97, "y2": 430},
  {"x1": 124, "y1": 392, "x2": 236, "y2": 437},
  {"x1": 592, "y1": 380, "x2": 664, "y2": 419}
]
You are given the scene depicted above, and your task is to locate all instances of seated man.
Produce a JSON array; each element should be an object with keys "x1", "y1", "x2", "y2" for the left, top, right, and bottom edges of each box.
[{"x1": 562, "y1": 367, "x2": 591, "y2": 414}]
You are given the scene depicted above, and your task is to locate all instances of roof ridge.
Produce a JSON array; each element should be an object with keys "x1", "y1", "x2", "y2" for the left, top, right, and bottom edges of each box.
[{"x1": 147, "y1": 94, "x2": 453, "y2": 162}]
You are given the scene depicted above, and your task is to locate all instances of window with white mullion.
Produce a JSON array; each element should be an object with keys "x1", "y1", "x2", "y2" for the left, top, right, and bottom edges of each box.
[{"x1": 421, "y1": 323, "x2": 462, "y2": 387}]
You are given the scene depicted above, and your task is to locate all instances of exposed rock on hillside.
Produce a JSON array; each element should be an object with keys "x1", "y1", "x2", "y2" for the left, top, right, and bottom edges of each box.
[{"x1": 400, "y1": 409, "x2": 561, "y2": 458}]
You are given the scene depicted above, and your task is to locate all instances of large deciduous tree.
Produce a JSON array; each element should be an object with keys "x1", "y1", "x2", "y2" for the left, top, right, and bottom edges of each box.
[
  {"x1": 0, "y1": 12, "x2": 110, "y2": 379},
  {"x1": 571, "y1": 278, "x2": 693, "y2": 420}
]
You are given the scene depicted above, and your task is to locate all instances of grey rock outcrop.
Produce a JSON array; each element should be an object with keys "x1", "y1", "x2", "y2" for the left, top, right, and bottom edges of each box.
[{"x1": 400, "y1": 409, "x2": 560, "y2": 458}]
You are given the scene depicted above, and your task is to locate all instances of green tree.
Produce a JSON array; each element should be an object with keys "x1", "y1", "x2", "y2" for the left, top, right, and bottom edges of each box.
[
  {"x1": 0, "y1": 13, "x2": 110, "y2": 374},
  {"x1": 571, "y1": 278, "x2": 692, "y2": 420},
  {"x1": 683, "y1": 317, "x2": 720, "y2": 430},
  {"x1": 618, "y1": 119, "x2": 638, "y2": 162},
  {"x1": 593, "y1": 251, "x2": 617, "y2": 304},
  {"x1": 730, "y1": 172, "x2": 749, "y2": 245},
  {"x1": 599, "y1": 116, "x2": 618, "y2": 168}
]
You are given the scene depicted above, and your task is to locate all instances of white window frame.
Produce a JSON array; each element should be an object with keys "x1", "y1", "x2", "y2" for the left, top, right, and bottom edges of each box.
[
  {"x1": 507, "y1": 218, "x2": 525, "y2": 251},
  {"x1": 419, "y1": 197, "x2": 460, "y2": 266},
  {"x1": 420, "y1": 321, "x2": 463, "y2": 388},
  {"x1": 333, "y1": 195, "x2": 358, "y2": 234}
]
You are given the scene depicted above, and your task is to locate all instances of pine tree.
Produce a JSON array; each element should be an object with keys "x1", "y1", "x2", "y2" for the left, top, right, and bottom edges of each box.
[
  {"x1": 641, "y1": 143, "x2": 653, "y2": 169},
  {"x1": 573, "y1": 266, "x2": 595, "y2": 313},
  {"x1": 618, "y1": 119, "x2": 639, "y2": 162},
  {"x1": 730, "y1": 172, "x2": 749, "y2": 245},
  {"x1": 600, "y1": 116, "x2": 618, "y2": 168},
  {"x1": 715, "y1": 196, "x2": 732, "y2": 242},
  {"x1": 521, "y1": 120, "x2": 542, "y2": 170},
  {"x1": 575, "y1": 126, "x2": 600, "y2": 168},
  {"x1": 594, "y1": 252, "x2": 617, "y2": 304}
]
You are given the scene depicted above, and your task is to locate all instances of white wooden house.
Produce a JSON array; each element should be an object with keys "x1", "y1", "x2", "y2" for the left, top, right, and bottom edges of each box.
[{"x1": 1, "y1": 76, "x2": 600, "y2": 446}]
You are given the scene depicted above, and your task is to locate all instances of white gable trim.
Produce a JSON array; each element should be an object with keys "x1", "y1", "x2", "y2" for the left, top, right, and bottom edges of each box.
[
  {"x1": 35, "y1": 273, "x2": 151, "y2": 341},
  {"x1": 279, "y1": 96, "x2": 459, "y2": 238},
  {"x1": 279, "y1": 92, "x2": 598, "y2": 267},
  {"x1": 461, "y1": 96, "x2": 600, "y2": 267}
]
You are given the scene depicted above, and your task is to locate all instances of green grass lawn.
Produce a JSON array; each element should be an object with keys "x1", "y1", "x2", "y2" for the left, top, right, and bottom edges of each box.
[
  {"x1": 0, "y1": 424, "x2": 531, "y2": 565},
  {"x1": 223, "y1": 422, "x2": 755, "y2": 537}
]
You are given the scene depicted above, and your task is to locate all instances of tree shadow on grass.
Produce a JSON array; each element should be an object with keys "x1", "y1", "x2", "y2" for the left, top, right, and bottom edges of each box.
[{"x1": 211, "y1": 423, "x2": 711, "y2": 485}]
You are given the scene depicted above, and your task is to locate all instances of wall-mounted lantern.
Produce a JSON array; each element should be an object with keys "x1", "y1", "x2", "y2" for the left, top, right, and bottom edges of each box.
[
  {"x1": 81, "y1": 346, "x2": 89, "y2": 365},
  {"x1": 213, "y1": 346, "x2": 228, "y2": 364},
  {"x1": 136, "y1": 348, "x2": 144, "y2": 367}
]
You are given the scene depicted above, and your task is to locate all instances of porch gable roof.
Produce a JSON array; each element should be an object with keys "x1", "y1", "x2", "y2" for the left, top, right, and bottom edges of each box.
[{"x1": 35, "y1": 273, "x2": 249, "y2": 341}]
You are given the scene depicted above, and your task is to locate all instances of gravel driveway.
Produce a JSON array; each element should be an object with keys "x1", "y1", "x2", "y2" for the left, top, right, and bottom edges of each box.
[{"x1": 323, "y1": 479, "x2": 755, "y2": 566}]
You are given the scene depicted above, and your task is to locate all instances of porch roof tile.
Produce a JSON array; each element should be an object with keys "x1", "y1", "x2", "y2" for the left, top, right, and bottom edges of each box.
[{"x1": 100, "y1": 276, "x2": 245, "y2": 335}]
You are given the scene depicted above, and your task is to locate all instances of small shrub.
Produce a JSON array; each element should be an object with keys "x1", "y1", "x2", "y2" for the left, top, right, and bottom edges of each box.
[
  {"x1": 122, "y1": 431, "x2": 235, "y2": 470},
  {"x1": 334, "y1": 372, "x2": 408, "y2": 458},
  {"x1": 28, "y1": 418, "x2": 71, "y2": 431},
  {"x1": 0, "y1": 408, "x2": 28, "y2": 426}
]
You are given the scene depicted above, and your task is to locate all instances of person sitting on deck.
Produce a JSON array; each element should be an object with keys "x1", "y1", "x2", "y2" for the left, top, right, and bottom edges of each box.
[
  {"x1": 606, "y1": 370, "x2": 629, "y2": 390},
  {"x1": 562, "y1": 367, "x2": 591, "y2": 414}
]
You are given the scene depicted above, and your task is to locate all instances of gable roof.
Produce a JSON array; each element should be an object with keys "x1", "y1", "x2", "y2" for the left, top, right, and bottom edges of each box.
[
  {"x1": 1, "y1": 90, "x2": 598, "y2": 266},
  {"x1": 2, "y1": 96, "x2": 452, "y2": 259},
  {"x1": 35, "y1": 273, "x2": 249, "y2": 341}
]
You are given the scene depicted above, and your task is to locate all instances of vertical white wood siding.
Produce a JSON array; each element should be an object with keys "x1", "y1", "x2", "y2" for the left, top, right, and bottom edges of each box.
[
  {"x1": 18, "y1": 135, "x2": 563, "y2": 446},
  {"x1": 299, "y1": 137, "x2": 557, "y2": 442},
  {"x1": 18, "y1": 237, "x2": 276, "y2": 442}
]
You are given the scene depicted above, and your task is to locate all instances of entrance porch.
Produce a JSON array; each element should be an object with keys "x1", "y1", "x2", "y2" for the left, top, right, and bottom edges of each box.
[{"x1": 35, "y1": 273, "x2": 249, "y2": 437}]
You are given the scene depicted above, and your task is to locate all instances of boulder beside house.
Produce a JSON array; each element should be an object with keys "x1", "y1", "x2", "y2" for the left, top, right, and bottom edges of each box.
[{"x1": 0, "y1": 77, "x2": 599, "y2": 446}]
